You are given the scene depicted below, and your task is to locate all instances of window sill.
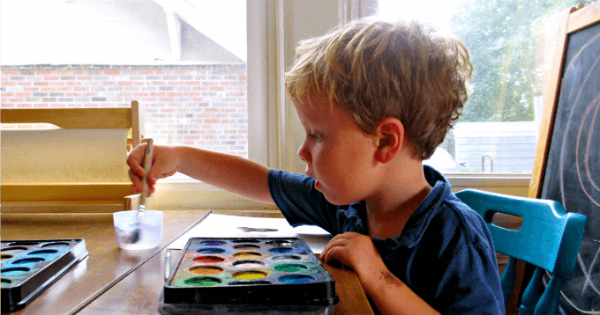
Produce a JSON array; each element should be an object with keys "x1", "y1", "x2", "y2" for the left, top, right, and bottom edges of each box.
[{"x1": 149, "y1": 173, "x2": 533, "y2": 210}]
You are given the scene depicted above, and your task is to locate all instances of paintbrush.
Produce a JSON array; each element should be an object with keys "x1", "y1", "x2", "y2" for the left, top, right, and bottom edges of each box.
[{"x1": 122, "y1": 139, "x2": 153, "y2": 244}]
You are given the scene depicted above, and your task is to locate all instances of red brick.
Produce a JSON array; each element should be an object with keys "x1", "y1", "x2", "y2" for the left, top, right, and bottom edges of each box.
[{"x1": 168, "y1": 81, "x2": 185, "y2": 85}]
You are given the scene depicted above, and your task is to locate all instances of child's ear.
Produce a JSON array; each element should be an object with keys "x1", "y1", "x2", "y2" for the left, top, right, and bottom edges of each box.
[{"x1": 374, "y1": 118, "x2": 404, "y2": 163}]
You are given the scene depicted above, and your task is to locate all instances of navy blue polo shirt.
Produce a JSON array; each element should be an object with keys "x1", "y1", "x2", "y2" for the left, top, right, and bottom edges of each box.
[{"x1": 268, "y1": 166, "x2": 504, "y2": 315}]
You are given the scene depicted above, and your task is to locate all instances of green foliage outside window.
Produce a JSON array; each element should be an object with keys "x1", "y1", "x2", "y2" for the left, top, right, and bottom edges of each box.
[{"x1": 451, "y1": 0, "x2": 595, "y2": 122}]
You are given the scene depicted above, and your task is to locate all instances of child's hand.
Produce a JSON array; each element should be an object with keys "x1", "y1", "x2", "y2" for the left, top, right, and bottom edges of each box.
[
  {"x1": 320, "y1": 232, "x2": 384, "y2": 276},
  {"x1": 127, "y1": 144, "x2": 179, "y2": 196}
]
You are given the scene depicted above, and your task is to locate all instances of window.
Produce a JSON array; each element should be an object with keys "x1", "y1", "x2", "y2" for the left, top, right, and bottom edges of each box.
[
  {"x1": 376, "y1": 0, "x2": 594, "y2": 174},
  {"x1": 2, "y1": 0, "x2": 278, "y2": 209},
  {"x1": 1, "y1": 0, "x2": 253, "y2": 175}
]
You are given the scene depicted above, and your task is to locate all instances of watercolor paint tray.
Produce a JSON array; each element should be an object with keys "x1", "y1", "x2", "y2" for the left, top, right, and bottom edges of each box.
[
  {"x1": 163, "y1": 237, "x2": 338, "y2": 310},
  {"x1": 1, "y1": 239, "x2": 89, "y2": 313}
]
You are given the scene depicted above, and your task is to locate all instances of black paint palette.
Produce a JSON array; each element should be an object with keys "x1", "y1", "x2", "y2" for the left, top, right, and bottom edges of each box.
[
  {"x1": 1, "y1": 239, "x2": 88, "y2": 313},
  {"x1": 163, "y1": 237, "x2": 338, "y2": 310}
]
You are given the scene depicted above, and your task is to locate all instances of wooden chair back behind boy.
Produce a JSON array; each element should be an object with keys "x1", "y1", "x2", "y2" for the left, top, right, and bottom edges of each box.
[
  {"x1": 456, "y1": 189, "x2": 586, "y2": 315},
  {"x1": 1, "y1": 101, "x2": 145, "y2": 213}
]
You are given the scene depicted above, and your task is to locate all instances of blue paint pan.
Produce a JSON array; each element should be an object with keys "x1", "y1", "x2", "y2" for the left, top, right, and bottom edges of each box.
[{"x1": 1, "y1": 239, "x2": 88, "y2": 313}]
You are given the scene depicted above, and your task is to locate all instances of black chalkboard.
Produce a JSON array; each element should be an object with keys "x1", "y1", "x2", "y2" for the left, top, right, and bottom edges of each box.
[{"x1": 536, "y1": 4, "x2": 600, "y2": 314}]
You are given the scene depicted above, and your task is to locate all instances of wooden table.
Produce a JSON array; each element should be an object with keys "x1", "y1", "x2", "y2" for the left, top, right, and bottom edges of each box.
[{"x1": 1, "y1": 211, "x2": 373, "y2": 314}]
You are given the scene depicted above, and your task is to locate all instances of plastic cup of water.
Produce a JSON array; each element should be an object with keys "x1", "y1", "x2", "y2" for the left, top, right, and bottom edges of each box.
[{"x1": 113, "y1": 210, "x2": 163, "y2": 250}]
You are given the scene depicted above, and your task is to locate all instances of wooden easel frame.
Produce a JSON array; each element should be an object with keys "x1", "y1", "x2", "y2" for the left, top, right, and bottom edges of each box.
[
  {"x1": 529, "y1": 1, "x2": 600, "y2": 198},
  {"x1": 1, "y1": 101, "x2": 144, "y2": 212},
  {"x1": 1, "y1": 100, "x2": 143, "y2": 149}
]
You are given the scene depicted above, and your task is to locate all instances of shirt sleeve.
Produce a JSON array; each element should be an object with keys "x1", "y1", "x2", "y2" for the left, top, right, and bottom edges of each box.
[{"x1": 268, "y1": 169, "x2": 340, "y2": 234}]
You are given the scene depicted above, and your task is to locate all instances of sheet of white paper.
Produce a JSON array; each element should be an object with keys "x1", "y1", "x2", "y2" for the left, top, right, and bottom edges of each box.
[{"x1": 168, "y1": 214, "x2": 333, "y2": 253}]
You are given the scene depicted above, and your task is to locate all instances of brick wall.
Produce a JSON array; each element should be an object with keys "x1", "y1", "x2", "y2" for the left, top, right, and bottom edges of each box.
[{"x1": 1, "y1": 64, "x2": 248, "y2": 157}]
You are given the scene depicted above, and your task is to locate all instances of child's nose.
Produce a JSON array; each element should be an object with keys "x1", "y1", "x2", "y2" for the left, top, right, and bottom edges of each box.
[{"x1": 297, "y1": 143, "x2": 311, "y2": 163}]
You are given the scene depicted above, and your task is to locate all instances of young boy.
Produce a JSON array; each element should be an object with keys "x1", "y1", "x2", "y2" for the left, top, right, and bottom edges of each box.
[{"x1": 128, "y1": 19, "x2": 504, "y2": 315}]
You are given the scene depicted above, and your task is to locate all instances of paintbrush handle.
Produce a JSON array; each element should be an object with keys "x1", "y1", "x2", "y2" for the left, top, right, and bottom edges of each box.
[{"x1": 141, "y1": 139, "x2": 154, "y2": 205}]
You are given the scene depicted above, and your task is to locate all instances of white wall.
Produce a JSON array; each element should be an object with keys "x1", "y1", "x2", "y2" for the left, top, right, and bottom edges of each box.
[
  {"x1": 1, "y1": 0, "x2": 167, "y2": 64},
  {"x1": 454, "y1": 121, "x2": 539, "y2": 174},
  {"x1": 0, "y1": 0, "x2": 238, "y2": 65}
]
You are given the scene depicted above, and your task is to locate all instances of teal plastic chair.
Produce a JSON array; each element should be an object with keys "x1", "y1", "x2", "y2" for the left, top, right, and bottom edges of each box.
[{"x1": 456, "y1": 189, "x2": 587, "y2": 315}]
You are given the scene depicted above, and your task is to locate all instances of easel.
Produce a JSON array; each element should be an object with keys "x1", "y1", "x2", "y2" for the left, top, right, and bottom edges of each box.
[
  {"x1": 525, "y1": 2, "x2": 600, "y2": 314},
  {"x1": 1, "y1": 100, "x2": 145, "y2": 213}
]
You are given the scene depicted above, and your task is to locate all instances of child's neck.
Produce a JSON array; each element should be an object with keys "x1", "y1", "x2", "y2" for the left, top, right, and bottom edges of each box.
[{"x1": 365, "y1": 162, "x2": 432, "y2": 240}]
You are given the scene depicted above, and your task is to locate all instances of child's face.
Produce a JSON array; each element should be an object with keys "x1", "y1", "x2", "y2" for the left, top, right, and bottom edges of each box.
[{"x1": 294, "y1": 95, "x2": 379, "y2": 205}]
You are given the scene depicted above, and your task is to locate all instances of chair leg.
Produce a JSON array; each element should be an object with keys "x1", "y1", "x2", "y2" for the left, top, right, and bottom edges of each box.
[
  {"x1": 519, "y1": 267, "x2": 544, "y2": 315},
  {"x1": 534, "y1": 276, "x2": 561, "y2": 315},
  {"x1": 500, "y1": 257, "x2": 517, "y2": 306}
]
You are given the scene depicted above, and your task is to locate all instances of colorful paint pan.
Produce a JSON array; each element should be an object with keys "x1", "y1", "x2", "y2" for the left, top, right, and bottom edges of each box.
[
  {"x1": 163, "y1": 237, "x2": 338, "y2": 308},
  {"x1": 1, "y1": 239, "x2": 88, "y2": 313}
]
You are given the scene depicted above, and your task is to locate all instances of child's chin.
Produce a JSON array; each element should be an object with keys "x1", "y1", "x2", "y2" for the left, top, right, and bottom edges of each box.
[{"x1": 320, "y1": 190, "x2": 351, "y2": 206}]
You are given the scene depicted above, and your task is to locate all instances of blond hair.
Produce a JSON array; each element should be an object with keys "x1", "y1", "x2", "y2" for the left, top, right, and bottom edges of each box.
[{"x1": 285, "y1": 19, "x2": 473, "y2": 160}]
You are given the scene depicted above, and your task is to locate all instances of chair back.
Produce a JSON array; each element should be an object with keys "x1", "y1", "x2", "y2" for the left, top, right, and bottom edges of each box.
[{"x1": 456, "y1": 189, "x2": 586, "y2": 315}]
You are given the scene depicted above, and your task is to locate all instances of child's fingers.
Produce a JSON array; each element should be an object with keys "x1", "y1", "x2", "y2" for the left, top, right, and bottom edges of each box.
[
  {"x1": 322, "y1": 245, "x2": 345, "y2": 266},
  {"x1": 127, "y1": 144, "x2": 151, "y2": 193},
  {"x1": 127, "y1": 145, "x2": 148, "y2": 177},
  {"x1": 321, "y1": 236, "x2": 349, "y2": 263},
  {"x1": 128, "y1": 170, "x2": 143, "y2": 193}
]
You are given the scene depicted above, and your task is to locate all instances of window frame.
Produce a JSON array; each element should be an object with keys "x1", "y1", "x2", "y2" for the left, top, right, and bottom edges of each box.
[{"x1": 151, "y1": 0, "x2": 534, "y2": 210}]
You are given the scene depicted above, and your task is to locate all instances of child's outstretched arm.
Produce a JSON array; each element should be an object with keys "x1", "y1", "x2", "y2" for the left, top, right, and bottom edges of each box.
[
  {"x1": 127, "y1": 144, "x2": 274, "y2": 204},
  {"x1": 320, "y1": 232, "x2": 440, "y2": 315}
]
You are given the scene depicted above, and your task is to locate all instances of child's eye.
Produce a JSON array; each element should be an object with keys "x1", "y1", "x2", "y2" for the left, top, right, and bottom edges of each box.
[{"x1": 309, "y1": 133, "x2": 323, "y2": 141}]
